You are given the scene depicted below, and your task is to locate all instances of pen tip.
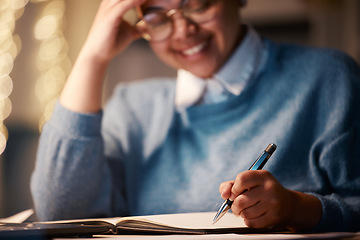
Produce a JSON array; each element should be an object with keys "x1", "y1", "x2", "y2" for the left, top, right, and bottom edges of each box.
[{"x1": 212, "y1": 215, "x2": 218, "y2": 224}]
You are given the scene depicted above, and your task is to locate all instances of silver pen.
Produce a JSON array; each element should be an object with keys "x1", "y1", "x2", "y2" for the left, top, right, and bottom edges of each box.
[{"x1": 212, "y1": 143, "x2": 277, "y2": 224}]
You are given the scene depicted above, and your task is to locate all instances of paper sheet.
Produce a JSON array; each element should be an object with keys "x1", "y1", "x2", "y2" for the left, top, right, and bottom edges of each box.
[{"x1": 0, "y1": 209, "x2": 34, "y2": 223}]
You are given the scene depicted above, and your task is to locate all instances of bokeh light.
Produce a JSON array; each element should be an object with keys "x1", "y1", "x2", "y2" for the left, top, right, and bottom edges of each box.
[
  {"x1": 0, "y1": 129, "x2": 7, "y2": 155},
  {"x1": 0, "y1": 0, "x2": 28, "y2": 155},
  {"x1": 0, "y1": 75, "x2": 13, "y2": 100},
  {"x1": 32, "y1": 0, "x2": 69, "y2": 131},
  {"x1": 0, "y1": 53, "x2": 14, "y2": 76},
  {"x1": 35, "y1": 15, "x2": 58, "y2": 40}
]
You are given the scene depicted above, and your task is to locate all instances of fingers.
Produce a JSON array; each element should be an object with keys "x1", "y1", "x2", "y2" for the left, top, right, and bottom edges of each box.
[
  {"x1": 229, "y1": 170, "x2": 267, "y2": 200},
  {"x1": 232, "y1": 191, "x2": 273, "y2": 229},
  {"x1": 243, "y1": 211, "x2": 273, "y2": 229},
  {"x1": 231, "y1": 185, "x2": 262, "y2": 215},
  {"x1": 219, "y1": 181, "x2": 235, "y2": 200},
  {"x1": 242, "y1": 201, "x2": 283, "y2": 229},
  {"x1": 219, "y1": 171, "x2": 267, "y2": 202},
  {"x1": 228, "y1": 171, "x2": 294, "y2": 229},
  {"x1": 100, "y1": 0, "x2": 145, "y2": 12},
  {"x1": 83, "y1": 0, "x2": 147, "y2": 63},
  {"x1": 97, "y1": 0, "x2": 145, "y2": 24}
]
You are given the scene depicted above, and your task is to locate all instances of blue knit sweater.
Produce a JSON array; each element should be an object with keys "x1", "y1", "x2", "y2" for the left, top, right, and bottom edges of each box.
[{"x1": 31, "y1": 40, "x2": 360, "y2": 232}]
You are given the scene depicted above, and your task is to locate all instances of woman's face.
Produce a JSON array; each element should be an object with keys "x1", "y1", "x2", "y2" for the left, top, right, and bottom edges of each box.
[{"x1": 142, "y1": 0, "x2": 243, "y2": 78}]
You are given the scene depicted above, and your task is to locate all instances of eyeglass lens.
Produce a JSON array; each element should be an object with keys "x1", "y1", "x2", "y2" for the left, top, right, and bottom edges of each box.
[{"x1": 136, "y1": 0, "x2": 219, "y2": 42}]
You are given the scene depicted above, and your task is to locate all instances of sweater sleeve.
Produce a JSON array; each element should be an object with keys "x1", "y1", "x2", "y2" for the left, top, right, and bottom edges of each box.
[
  {"x1": 30, "y1": 102, "x2": 127, "y2": 221},
  {"x1": 307, "y1": 53, "x2": 360, "y2": 232},
  {"x1": 310, "y1": 126, "x2": 360, "y2": 232}
]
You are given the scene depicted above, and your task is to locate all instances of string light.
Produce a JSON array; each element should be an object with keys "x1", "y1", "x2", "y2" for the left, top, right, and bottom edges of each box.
[
  {"x1": 0, "y1": 0, "x2": 28, "y2": 155},
  {"x1": 31, "y1": 0, "x2": 70, "y2": 131}
]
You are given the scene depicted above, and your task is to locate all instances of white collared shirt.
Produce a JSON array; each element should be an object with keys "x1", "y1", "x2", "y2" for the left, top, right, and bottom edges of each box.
[{"x1": 175, "y1": 26, "x2": 267, "y2": 109}]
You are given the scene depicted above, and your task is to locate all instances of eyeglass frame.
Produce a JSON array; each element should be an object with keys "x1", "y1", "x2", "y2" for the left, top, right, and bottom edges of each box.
[{"x1": 134, "y1": 0, "x2": 221, "y2": 42}]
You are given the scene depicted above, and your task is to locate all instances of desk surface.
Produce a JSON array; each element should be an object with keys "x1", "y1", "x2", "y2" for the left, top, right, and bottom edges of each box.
[{"x1": 55, "y1": 232, "x2": 360, "y2": 240}]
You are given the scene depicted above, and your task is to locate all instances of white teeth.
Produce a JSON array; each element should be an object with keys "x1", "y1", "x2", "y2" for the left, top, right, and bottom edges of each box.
[{"x1": 182, "y1": 42, "x2": 207, "y2": 56}]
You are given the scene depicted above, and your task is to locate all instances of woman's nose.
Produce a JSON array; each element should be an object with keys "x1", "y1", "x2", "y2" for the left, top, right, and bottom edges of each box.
[{"x1": 170, "y1": 11, "x2": 197, "y2": 40}]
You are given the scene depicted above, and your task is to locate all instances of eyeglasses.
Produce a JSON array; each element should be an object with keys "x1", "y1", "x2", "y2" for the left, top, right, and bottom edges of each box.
[{"x1": 135, "y1": 0, "x2": 220, "y2": 42}]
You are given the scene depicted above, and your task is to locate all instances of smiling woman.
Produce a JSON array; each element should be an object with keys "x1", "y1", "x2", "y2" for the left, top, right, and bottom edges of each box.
[{"x1": 30, "y1": 0, "x2": 360, "y2": 233}]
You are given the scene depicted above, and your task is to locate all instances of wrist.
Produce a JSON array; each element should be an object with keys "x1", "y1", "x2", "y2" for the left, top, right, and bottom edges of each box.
[
  {"x1": 60, "y1": 49, "x2": 108, "y2": 113},
  {"x1": 77, "y1": 44, "x2": 112, "y2": 69},
  {"x1": 286, "y1": 190, "x2": 322, "y2": 232}
]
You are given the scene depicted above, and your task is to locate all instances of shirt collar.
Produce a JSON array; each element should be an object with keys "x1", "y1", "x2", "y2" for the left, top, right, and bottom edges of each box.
[{"x1": 175, "y1": 26, "x2": 266, "y2": 108}]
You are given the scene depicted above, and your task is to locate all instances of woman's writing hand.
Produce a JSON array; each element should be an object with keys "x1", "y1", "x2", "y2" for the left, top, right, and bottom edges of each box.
[{"x1": 219, "y1": 170, "x2": 322, "y2": 231}]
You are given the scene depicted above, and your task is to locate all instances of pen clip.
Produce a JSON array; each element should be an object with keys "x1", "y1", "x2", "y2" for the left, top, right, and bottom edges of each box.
[{"x1": 248, "y1": 143, "x2": 276, "y2": 170}]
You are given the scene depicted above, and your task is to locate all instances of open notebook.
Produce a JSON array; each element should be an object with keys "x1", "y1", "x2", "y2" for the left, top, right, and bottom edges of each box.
[
  {"x1": 46, "y1": 212, "x2": 282, "y2": 235},
  {"x1": 0, "y1": 212, "x2": 280, "y2": 238}
]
